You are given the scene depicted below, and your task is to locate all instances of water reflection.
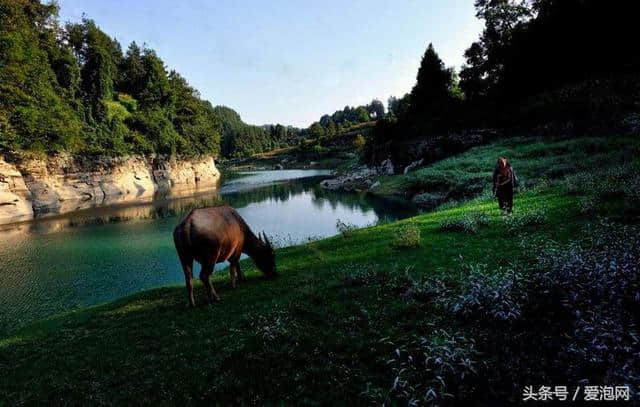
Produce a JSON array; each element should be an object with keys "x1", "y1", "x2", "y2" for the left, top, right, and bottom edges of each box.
[{"x1": 0, "y1": 170, "x2": 416, "y2": 334}]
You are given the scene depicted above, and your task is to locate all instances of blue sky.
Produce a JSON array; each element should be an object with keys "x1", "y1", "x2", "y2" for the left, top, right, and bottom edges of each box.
[{"x1": 57, "y1": 0, "x2": 483, "y2": 127}]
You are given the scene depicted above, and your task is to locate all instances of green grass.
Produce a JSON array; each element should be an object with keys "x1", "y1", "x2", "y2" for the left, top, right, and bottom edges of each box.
[
  {"x1": 373, "y1": 135, "x2": 640, "y2": 203},
  {"x1": 0, "y1": 188, "x2": 591, "y2": 405},
  {"x1": 1, "y1": 135, "x2": 637, "y2": 405}
]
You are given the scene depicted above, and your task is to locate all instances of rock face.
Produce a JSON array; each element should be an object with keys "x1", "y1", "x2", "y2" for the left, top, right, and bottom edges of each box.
[
  {"x1": 403, "y1": 159, "x2": 424, "y2": 174},
  {"x1": 0, "y1": 153, "x2": 220, "y2": 225},
  {"x1": 0, "y1": 160, "x2": 33, "y2": 224},
  {"x1": 379, "y1": 159, "x2": 395, "y2": 175},
  {"x1": 320, "y1": 165, "x2": 379, "y2": 192}
]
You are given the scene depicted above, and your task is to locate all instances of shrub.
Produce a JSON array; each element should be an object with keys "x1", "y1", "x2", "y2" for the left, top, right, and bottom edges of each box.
[
  {"x1": 578, "y1": 195, "x2": 599, "y2": 215},
  {"x1": 412, "y1": 192, "x2": 443, "y2": 209},
  {"x1": 372, "y1": 332, "x2": 482, "y2": 405},
  {"x1": 105, "y1": 100, "x2": 131, "y2": 122},
  {"x1": 502, "y1": 207, "x2": 547, "y2": 235},
  {"x1": 527, "y1": 222, "x2": 640, "y2": 389},
  {"x1": 621, "y1": 112, "x2": 640, "y2": 135},
  {"x1": 390, "y1": 223, "x2": 421, "y2": 249},
  {"x1": 360, "y1": 223, "x2": 640, "y2": 403},
  {"x1": 439, "y1": 212, "x2": 489, "y2": 234},
  {"x1": 448, "y1": 265, "x2": 526, "y2": 322},
  {"x1": 116, "y1": 93, "x2": 138, "y2": 112},
  {"x1": 353, "y1": 134, "x2": 366, "y2": 150},
  {"x1": 438, "y1": 223, "x2": 640, "y2": 401},
  {"x1": 564, "y1": 163, "x2": 640, "y2": 202}
]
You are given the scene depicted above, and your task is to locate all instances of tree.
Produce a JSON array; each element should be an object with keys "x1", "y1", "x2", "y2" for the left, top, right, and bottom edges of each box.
[
  {"x1": 0, "y1": 0, "x2": 83, "y2": 151},
  {"x1": 354, "y1": 106, "x2": 370, "y2": 123},
  {"x1": 169, "y1": 71, "x2": 221, "y2": 156},
  {"x1": 325, "y1": 119, "x2": 337, "y2": 138},
  {"x1": 119, "y1": 42, "x2": 146, "y2": 97},
  {"x1": 138, "y1": 50, "x2": 173, "y2": 109},
  {"x1": 367, "y1": 99, "x2": 385, "y2": 119},
  {"x1": 67, "y1": 19, "x2": 122, "y2": 122},
  {"x1": 410, "y1": 43, "x2": 452, "y2": 113},
  {"x1": 459, "y1": 0, "x2": 532, "y2": 102},
  {"x1": 309, "y1": 122, "x2": 325, "y2": 140}
]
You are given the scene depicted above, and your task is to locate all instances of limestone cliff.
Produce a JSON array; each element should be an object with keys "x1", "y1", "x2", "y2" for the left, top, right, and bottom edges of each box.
[{"x1": 0, "y1": 153, "x2": 220, "y2": 225}]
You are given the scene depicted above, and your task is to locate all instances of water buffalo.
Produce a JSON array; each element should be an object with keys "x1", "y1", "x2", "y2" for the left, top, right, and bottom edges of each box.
[{"x1": 173, "y1": 205, "x2": 276, "y2": 307}]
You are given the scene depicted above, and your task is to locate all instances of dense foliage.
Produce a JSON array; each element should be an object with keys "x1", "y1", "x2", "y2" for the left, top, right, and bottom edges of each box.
[
  {"x1": 312, "y1": 100, "x2": 384, "y2": 139},
  {"x1": 0, "y1": 0, "x2": 220, "y2": 156},
  {"x1": 213, "y1": 106, "x2": 304, "y2": 158},
  {"x1": 214, "y1": 101, "x2": 387, "y2": 159},
  {"x1": 0, "y1": 0, "x2": 389, "y2": 159},
  {"x1": 366, "y1": 0, "x2": 640, "y2": 166}
]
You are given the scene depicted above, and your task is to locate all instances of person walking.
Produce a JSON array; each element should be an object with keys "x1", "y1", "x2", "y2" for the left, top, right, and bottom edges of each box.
[{"x1": 493, "y1": 157, "x2": 517, "y2": 213}]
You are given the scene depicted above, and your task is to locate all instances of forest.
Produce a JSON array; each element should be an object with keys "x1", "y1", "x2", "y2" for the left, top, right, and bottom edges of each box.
[
  {"x1": 0, "y1": 0, "x2": 388, "y2": 160},
  {"x1": 365, "y1": 0, "x2": 639, "y2": 167},
  {"x1": 4, "y1": 0, "x2": 638, "y2": 165},
  {"x1": 0, "y1": 1, "x2": 225, "y2": 156}
]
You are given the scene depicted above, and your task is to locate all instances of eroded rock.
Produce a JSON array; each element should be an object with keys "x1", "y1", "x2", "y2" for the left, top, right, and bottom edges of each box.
[{"x1": 0, "y1": 154, "x2": 220, "y2": 225}]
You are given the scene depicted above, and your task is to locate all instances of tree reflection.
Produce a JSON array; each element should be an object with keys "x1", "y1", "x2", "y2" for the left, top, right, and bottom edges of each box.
[{"x1": 4, "y1": 175, "x2": 417, "y2": 236}]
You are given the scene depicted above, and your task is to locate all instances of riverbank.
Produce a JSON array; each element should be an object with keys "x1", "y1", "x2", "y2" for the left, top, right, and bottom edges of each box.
[
  {"x1": 0, "y1": 153, "x2": 220, "y2": 225},
  {"x1": 1, "y1": 184, "x2": 636, "y2": 404},
  {"x1": 322, "y1": 134, "x2": 640, "y2": 208},
  {"x1": 0, "y1": 168, "x2": 414, "y2": 333},
  {"x1": 2, "y1": 134, "x2": 638, "y2": 404}
]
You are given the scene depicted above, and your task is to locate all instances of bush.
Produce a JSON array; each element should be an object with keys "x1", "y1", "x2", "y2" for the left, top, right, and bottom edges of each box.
[
  {"x1": 116, "y1": 93, "x2": 138, "y2": 112},
  {"x1": 433, "y1": 222, "x2": 640, "y2": 402},
  {"x1": 621, "y1": 112, "x2": 640, "y2": 136},
  {"x1": 353, "y1": 134, "x2": 366, "y2": 150},
  {"x1": 578, "y1": 195, "x2": 599, "y2": 215},
  {"x1": 439, "y1": 212, "x2": 489, "y2": 234},
  {"x1": 105, "y1": 100, "x2": 131, "y2": 122},
  {"x1": 448, "y1": 265, "x2": 526, "y2": 322},
  {"x1": 370, "y1": 332, "x2": 482, "y2": 405},
  {"x1": 564, "y1": 163, "x2": 640, "y2": 202},
  {"x1": 390, "y1": 223, "x2": 421, "y2": 249},
  {"x1": 502, "y1": 207, "x2": 547, "y2": 235},
  {"x1": 412, "y1": 192, "x2": 443, "y2": 209}
]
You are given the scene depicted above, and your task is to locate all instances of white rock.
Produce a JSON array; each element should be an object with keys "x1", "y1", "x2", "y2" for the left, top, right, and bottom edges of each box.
[
  {"x1": 403, "y1": 158, "x2": 424, "y2": 174},
  {"x1": 379, "y1": 159, "x2": 394, "y2": 175},
  {"x1": 0, "y1": 154, "x2": 221, "y2": 225}
]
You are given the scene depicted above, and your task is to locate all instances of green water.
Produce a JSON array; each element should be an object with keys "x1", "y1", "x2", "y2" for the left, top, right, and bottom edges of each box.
[{"x1": 0, "y1": 170, "x2": 417, "y2": 333}]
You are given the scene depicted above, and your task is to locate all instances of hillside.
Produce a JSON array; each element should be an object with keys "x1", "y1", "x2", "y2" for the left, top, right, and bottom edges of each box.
[
  {"x1": 371, "y1": 135, "x2": 638, "y2": 207},
  {"x1": 220, "y1": 121, "x2": 376, "y2": 171},
  {"x1": 0, "y1": 2, "x2": 221, "y2": 157},
  {"x1": 2, "y1": 134, "x2": 638, "y2": 404}
]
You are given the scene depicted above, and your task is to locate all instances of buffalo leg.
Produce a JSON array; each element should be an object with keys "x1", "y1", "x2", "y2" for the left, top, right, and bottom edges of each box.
[
  {"x1": 200, "y1": 261, "x2": 220, "y2": 304},
  {"x1": 179, "y1": 256, "x2": 195, "y2": 308},
  {"x1": 237, "y1": 261, "x2": 247, "y2": 283},
  {"x1": 229, "y1": 259, "x2": 239, "y2": 288}
]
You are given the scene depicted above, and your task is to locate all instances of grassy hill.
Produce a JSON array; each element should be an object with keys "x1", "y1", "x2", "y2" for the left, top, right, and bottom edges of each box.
[
  {"x1": 372, "y1": 135, "x2": 638, "y2": 205},
  {"x1": 1, "y1": 135, "x2": 638, "y2": 405}
]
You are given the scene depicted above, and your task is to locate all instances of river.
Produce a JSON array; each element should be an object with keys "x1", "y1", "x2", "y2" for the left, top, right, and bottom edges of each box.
[{"x1": 0, "y1": 169, "x2": 417, "y2": 334}]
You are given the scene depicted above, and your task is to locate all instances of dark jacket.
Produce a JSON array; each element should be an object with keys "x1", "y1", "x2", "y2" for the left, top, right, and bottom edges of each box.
[{"x1": 493, "y1": 165, "x2": 518, "y2": 194}]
